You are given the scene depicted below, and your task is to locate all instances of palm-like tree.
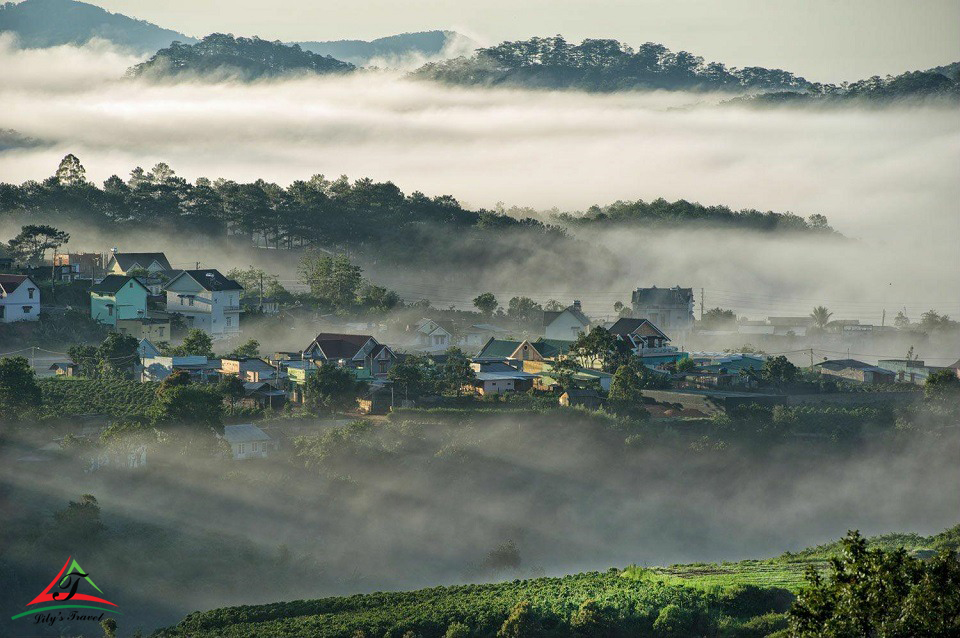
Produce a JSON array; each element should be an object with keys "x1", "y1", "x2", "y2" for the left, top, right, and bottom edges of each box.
[{"x1": 810, "y1": 306, "x2": 833, "y2": 329}]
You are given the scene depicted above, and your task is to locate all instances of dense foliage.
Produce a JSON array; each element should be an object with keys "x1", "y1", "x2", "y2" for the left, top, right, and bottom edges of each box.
[
  {"x1": 157, "y1": 569, "x2": 793, "y2": 638},
  {"x1": 0, "y1": 156, "x2": 570, "y2": 267},
  {"x1": 788, "y1": 531, "x2": 960, "y2": 636},
  {"x1": 128, "y1": 33, "x2": 355, "y2": 80},
  {"x1": 37, "y1": 377, "x2": 159, "y2": 417},
  {"x1": 557, "y1": 198, "x2": 836, "y2": 234},
  {"x1": 413, "y1": 36, "x2": 811, "y2": 92},
  {"x1": 735, "y1": 69, "x2": 960, "y2": 105}
]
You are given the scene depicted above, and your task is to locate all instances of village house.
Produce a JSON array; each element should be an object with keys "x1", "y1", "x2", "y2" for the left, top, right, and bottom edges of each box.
[
  {"x1": 814, "y1": 359, "x2": 897, "y2": 385},
  {"x1": 222, "y1": 424, "x2": 274, "y2": 460},
  {"x1": 631, "y1": 286, "x2": 694, "y2": 341},
  {"x1": 48, "y1": 362, "x2": 79, "y2": 377},
  {"x1": 406, "y1": 318, "x2": 455, "y2": 352},
  {"x1": 460, "y1": 323, "x2": 511, "y2": 348},
  {"x1": 303, "y1": 333, "x2": 396, "y2": 378},
  {"x1": 116, "y1": 316, "x2": 171, "y2": 341},
  {"x1": 475, "y1": 337, "x2": 572, "y2": 362},
  {"x1": 542, "y1": 301, "x2": 590, "y2": 341},
  {"x1": 608, "y1": 317, "x2": 686, "y2": 367},
  {"x1": 0, "y1": 274, "x2": 40, "y2": 322},
  {"x1": 469, "y1": 361, "x2": 538, "y2": 395},
  {"x1": 559, "y1": 387, "x2": 605, "y2": 410},
  {"x1": 53, "y1": 252, "x2": 103, "y2": 281},
  {"x1": 105, "y1": 251, "x2": 173, "y2": 276},
  {"x1": 163, "y1": 269, "x2": 243, "y2": 338},
  {"x1": 140, "y1": 354, "x2": 222, "y2": 383},
  {"x1": 876, "y1": 359, "x2": 945, "y2": 385},
  {"x1": 219, "y1": 357, "x2": 286, "y2": 384},
  {"x1": 90, "y1": 275, "x2": 149, "y2": 326},
  {"x1": 357, "y1": 386, "x2": 393, "y2": 414}
]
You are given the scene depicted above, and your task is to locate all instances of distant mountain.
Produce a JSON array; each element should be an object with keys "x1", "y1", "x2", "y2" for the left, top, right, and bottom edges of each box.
[
  {"x1": 295, "y1": 30, "x2": 478, "y2": 67},
  {"x1": 127, "y1": 33, "x2": 354, "y2": 81},
  {"x1": 0, "y1": 0, "x2": 195, "y2": 53},
  {"x1": 411, "y1": 36, "x2": 813, "y2": 93}
]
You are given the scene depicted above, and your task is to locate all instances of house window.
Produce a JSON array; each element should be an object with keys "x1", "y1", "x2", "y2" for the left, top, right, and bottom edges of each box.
[
  {"x1": 0, "y1": 306, "x2": 4, "y2": 319},
  {"x1": 238, "y1": 443, "x2": 246, "y2": 454},
  {"x1": 28, "y1": 288, "x2": 35, "y2": 299},
  {"x1": 226, "y1": 316, "x2": 232, "y2": 327},
  {"x1": 157, "y1": 327, "x2": 164, "y2": 337},
  {"x1": 378, "y1": 361, "x2": 388, "y2": 373},
  {"x1": 22, "y1": 306, "x2": 32, "y2": 313},
  {"x1": 108, "y1": 305, "x2": 113, "y2": 316},
  {"x1": 188, "y1": 297, "x2": 194, "y2": 306}
]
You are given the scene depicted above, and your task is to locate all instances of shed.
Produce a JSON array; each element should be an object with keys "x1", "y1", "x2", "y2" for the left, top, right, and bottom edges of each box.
[{"x1": 222, "y1": 424, "x2": 273, "y2": 460}]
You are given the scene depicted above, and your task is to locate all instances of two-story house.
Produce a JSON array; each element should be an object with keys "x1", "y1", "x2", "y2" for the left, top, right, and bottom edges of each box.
[
  {"x1": 608, "y1": 317, "x2": 686, "y2": 367},
  {"x1": 163, "y1": 270, "x2": 243, "y2": 338},
  {"x1": 303, "y1": 333, "x2": 396, "y2": 378},
  {"x1": 0, "y1": 274, "x2": 40, "y2": 322},
  {"x1": 543, "y1": 301, "x2": 590, "y2": 340},
  {"x1": 90, "y1": 275, "x2": 149, "y2": 326},
  {"x1": 630, "y1": 286, "x2": 695, "y2": 342}
]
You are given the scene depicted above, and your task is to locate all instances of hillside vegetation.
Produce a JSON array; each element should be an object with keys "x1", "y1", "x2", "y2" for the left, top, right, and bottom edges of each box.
[
  {"x1": 128, "y1": 33, "x2": 355, "y2": 80},
  {"x1": 0, "y1": 0, "x2": 194, "y2": 52},
  {"x1": 155, "y1": 525, "x2": 959, "y2": 638}
]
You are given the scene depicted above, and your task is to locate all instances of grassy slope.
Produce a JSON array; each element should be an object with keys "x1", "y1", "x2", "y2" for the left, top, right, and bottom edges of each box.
[{"x1": 155, "y1": 525, "x2": 958, "y2": 638}]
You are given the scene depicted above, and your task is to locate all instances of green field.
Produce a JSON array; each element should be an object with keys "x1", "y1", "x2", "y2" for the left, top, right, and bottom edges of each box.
[{"x1": 154, "y1": 525, "x2": 958, "y2": 638}]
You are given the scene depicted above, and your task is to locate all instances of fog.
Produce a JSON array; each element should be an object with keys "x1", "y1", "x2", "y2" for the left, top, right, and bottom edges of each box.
[{"x1": 1, "y1": 414, "x2": 957, "y2": 635}]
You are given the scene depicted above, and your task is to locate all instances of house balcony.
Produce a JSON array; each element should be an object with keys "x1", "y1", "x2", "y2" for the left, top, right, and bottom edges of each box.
[{"x1": 222, "y1": 305, "x2": 241, "y2": 312}]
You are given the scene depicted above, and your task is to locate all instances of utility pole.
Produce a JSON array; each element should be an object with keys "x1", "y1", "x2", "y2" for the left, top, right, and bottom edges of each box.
[
  {"x1": 881, "y1": 309, "x2": 886, "y2": 327},
  {"x1": 195, "y1": 261, "x2": 200, "y2": 270},
  {"x1": 700, "y1": 287, "x2": 704, "y2": 321},
  {"x1": 50, "y1": 246, "x2": 57, "y2": 304},
  {"x1": 259, "y1": 272, "x2": 264, "y2": 310},
  {"x1": 809, "y1": 348, "x2": 814, "y2": 368}
]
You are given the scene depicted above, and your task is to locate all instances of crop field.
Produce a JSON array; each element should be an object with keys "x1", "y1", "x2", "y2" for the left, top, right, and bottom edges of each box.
[{"x1": 640, "y1": 560, "x2": 825, "y2": 592}]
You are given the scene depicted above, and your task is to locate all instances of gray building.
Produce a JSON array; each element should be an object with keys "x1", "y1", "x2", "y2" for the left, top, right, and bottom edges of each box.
[{"x1": 631, "y1": 286, "x2": 694, "y2": 340}]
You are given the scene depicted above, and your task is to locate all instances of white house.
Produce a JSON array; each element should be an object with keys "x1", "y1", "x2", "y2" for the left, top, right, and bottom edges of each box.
[
  {"x1": 631, "y1": 286, "x2": 694, "y2": 342},
  {"x1": 222, "y1": 424, "x2": 273, "y2": 460},
  {"x1": 0, "y1": 274, "x2": 40, "y2": 322},
  {"x1": 163, "y1": 269, "x2": 243, "y2": 338},
  {"x1": 543, "y1": 301, "x2": 590, "y2": 340},
  {"x1": 407, "y1": 318, "x2": 454, "y2": 352}
]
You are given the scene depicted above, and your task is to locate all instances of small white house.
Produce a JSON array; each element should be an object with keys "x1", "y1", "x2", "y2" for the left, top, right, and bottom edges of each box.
[
  {"x1": 106, "y1": 252, "x2": 172, "y2": 275},
  {"x1": 222, "y1": 424, "x2": 273, "y2": 460},
  {"x1": 408, "y1": 318, "x2": 454, "y2": 352},
  {"x1": 543, "y1": 301, "x2": 590, "y2": 341},
  {"x1": 163, "y1": 269, "x2": 243, "y2": 338},
  {"x1": 0, "y1": 274, "x2": 40, "y2": 322}
]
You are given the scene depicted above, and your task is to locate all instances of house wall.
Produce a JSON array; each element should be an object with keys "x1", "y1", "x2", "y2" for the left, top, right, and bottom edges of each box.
[
  {"x1": 166, "y1": 277, "x2": 241, "y2": 337},
  {"x1": 231, "y1": 440, "x2": 270, "y2": 460},
  {"x1": 545, "y1": 311, "x2": 588, "y2": 340},
  {"x1": 0, "y1": 277, "x2": 40, "y2": 322},
  {"x1": 116, "y1": 319, "x2": 170, "y2": 341},
  {"x1": 90, "y1": 280, "x2": 148, "y2": 326},
  {"x1": 480, "y1": 379, "x2": 515, "y2": 395}
]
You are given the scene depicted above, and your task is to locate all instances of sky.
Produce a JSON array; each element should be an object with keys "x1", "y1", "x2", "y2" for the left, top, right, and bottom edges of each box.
[{"x1": 88, "y1": 0, "x2": 960, "y2": 83}]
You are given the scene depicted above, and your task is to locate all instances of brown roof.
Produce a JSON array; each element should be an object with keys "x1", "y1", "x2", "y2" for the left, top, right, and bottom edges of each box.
[
  {"x1": 0, "y1": 274, "x2": 30, "y2": 294},
  {"x1": 608, "y1": 317, "x2": 669, "y2": 340}
]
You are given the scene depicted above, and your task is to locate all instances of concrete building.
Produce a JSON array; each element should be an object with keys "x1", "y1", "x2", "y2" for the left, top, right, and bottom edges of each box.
[
  {"x1": 631, "y1": 286, "x2": 694, "y2": 341},
  {"x1": 163, "y1": 270, "x2": 243, "y2": 338}
]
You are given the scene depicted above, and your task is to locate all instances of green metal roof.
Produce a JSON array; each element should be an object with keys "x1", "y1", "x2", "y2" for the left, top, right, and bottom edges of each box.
[{"x1": 476, "y1": 339, "x2": 523, "y2": 359}]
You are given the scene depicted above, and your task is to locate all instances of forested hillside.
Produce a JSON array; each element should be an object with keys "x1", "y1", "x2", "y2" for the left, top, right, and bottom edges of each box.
[
  {"x1": 412, "y1": 36, "x2": 812, "y2": 92},
  {"x1": 732, "y1": 68, "x2": 960, "y2": 105},
  {"x1": 128, "y1": 33, "x2": 354, "y2": 80},
  {"x1": 0, "y1": 0, "x2": 195, "y2": 52},
  {"x1": 0, "y1": 155, "x2": 837, "y2": 272}
]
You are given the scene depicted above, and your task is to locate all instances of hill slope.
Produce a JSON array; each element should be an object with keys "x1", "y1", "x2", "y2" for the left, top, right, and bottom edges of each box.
[
  {"x1": 412, "y1": 35, "x2": 812, "y2": 92},
  {"x1": 128, "y1": 33, "x2": 354, "y2": 80},
  {"x1": 0, "y1": 0, "x2": 194, "y2": 53},
  {"x1": 155, "y1": 525, "x2": 957, "y2": 638},
  {"x1": 296, "y1": 30, "x2": 477, "y2": 67}
]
